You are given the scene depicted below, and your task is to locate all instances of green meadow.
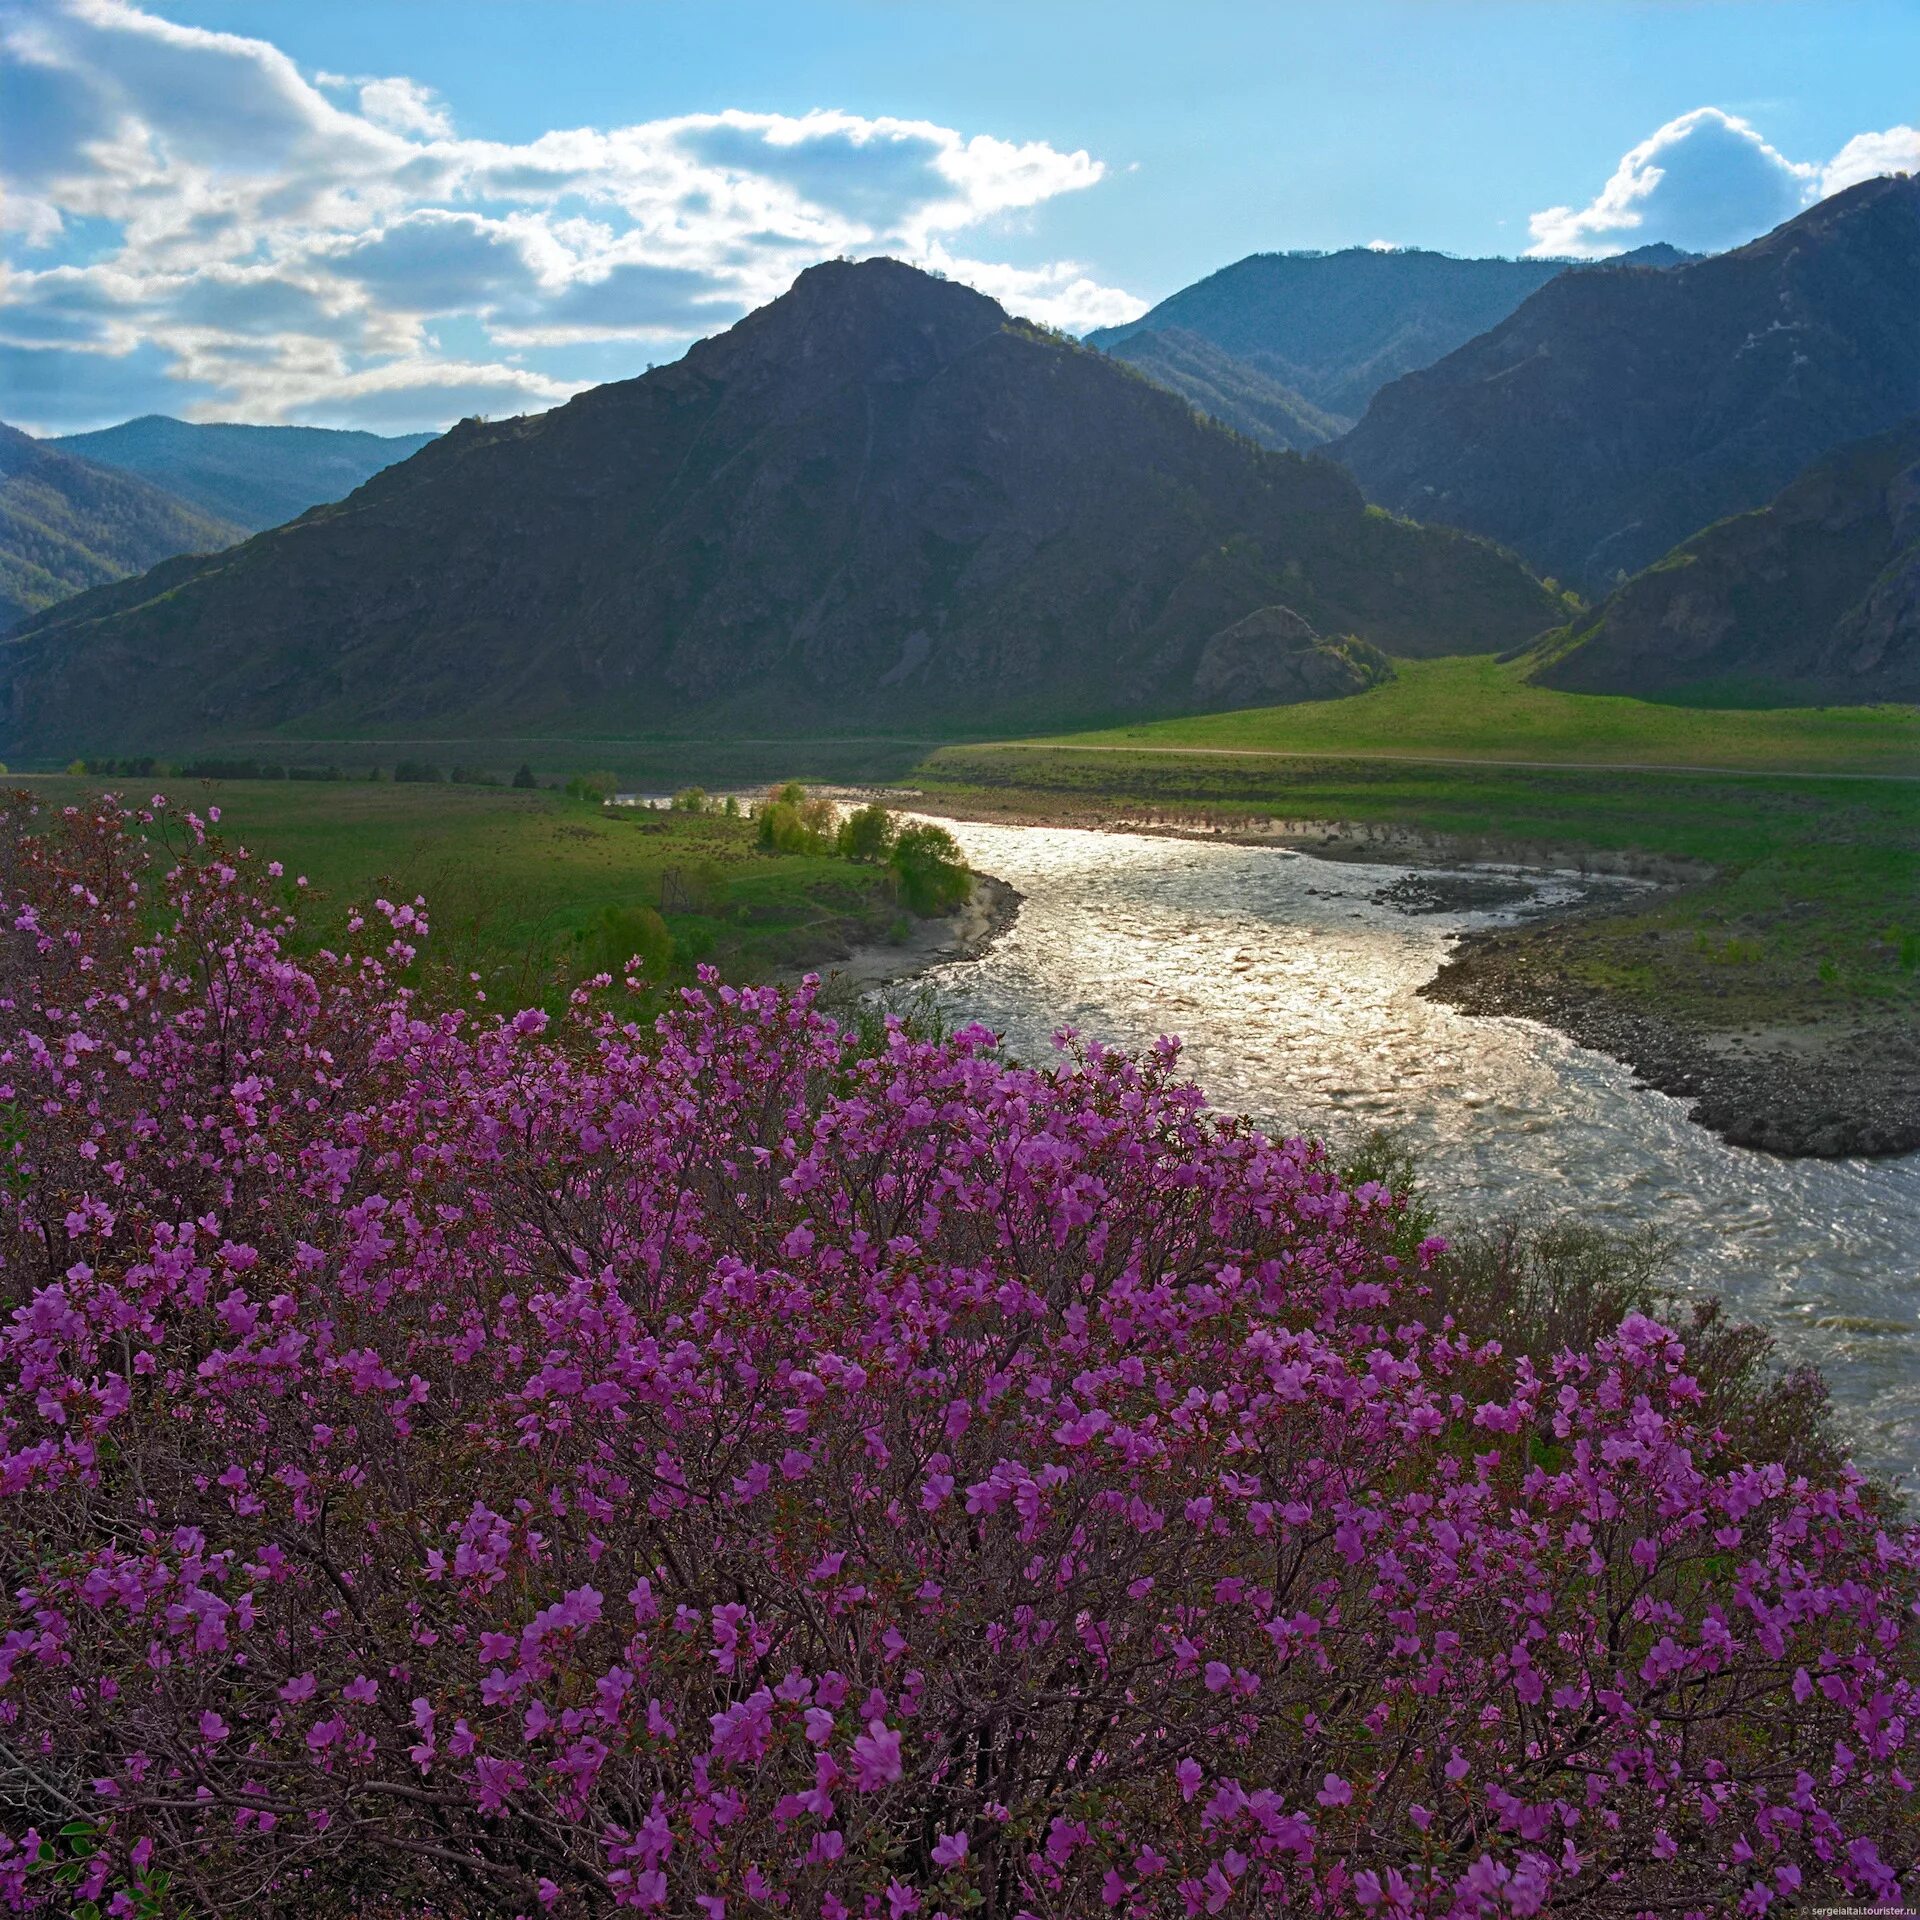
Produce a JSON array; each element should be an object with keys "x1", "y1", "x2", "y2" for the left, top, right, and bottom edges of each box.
[
  {"x1": 21, "y1": 657, "x2": 1918, "y2": 1032},
  {"x1": 1039, "y1": 654, "x2": 1920, "y2": 775},
  {"x1": 19, "y1": 777, "x2": 900, "y2": 1006}
]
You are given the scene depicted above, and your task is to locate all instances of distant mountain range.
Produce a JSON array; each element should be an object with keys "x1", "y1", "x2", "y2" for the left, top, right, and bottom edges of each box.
[
  {"x1": 1086, "y1": 243, "x2": 1693, "y2": 431},
  {"x1": 0, "y1": 260, "x2": 1560, "y2": 759},
  {"x1": 49, "y1": 416, "x2": 439, "y2": 533},
  {"x1": 0, "y1": 425, "x2": 243, "y2": 633},
  {"x1": 1531, "y1": 417, "x2": 1920, "y2": 704},
  {"x1": 1102, "y1": 329, "x2": 1345, "y2": 451},
  {"x1": 1337, "y1": 177, "x2": 1920, "y2": 594}
]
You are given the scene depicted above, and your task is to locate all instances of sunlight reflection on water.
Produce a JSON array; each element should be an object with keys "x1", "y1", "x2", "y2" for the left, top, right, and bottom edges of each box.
[{"x1": 913, "y1": 822, "x2": 1920, "y2": 1486}]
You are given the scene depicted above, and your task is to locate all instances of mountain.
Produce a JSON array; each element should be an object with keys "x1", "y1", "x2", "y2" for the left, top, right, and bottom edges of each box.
[
  {"x1": 1086, "y1": 245, "x2": 1690, "y2": 424},
  {"x1": 0, "y1": 424, "x2": 244, "y2": 634},
  {"x1": 1337, "y1": 178, "x2": 1920, "y2": 594},
  {"x1": 1102, "y1": 329, "x2": 1344, "y2": 450},
  {"x1": 49, "y1": 416, "x2": 440, "y2": 534},
  {"x1": 0, "y1": 260, "x2": 1561, "y2": 759},
  {"x1": 1530, "y1": 417, "x2": 1920, "y2": 703}
]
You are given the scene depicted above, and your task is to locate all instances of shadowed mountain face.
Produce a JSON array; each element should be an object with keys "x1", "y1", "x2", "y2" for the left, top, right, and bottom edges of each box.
[
  {"x1": 49, "y1": 416, "x2": 439, "y2": 534},
  {"x1": 1085, "y1": 247, "x2": 1697, "y2": 423},
  {"x1": 1100, "y1": 329, "x2": 1344, "y2": 450},
  {"x1": 0, "y1": 424, "x2": 243, "y2": 633},
  {"x1": 1337, "y1": 179, "x2": 1920, "y2": 594},
  {"x1": 1533, "y1": 418, "x2": 1920, "y2": 704},
  {"x1": 0, "y1": 260, "x2": 1559, "y2": 759}
]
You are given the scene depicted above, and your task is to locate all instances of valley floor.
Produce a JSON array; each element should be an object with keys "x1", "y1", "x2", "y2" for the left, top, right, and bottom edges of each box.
[{"x1": 26, "y1": 657, "x2": 1919, "y2": 1154}]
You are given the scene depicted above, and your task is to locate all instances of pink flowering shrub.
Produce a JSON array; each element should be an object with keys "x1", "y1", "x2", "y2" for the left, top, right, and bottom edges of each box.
[{"x1": 0, "y1": 795, "x2": 1914, "y2": 1918}]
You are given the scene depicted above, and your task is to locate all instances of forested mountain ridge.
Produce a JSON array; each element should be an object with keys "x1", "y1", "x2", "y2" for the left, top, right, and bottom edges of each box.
[
  {"x1": 1336, "y1": 178, "x2": 1920, "y2": 593},
  {"x1": 50, "y1": 416, "x2": 440, "y2": 533},
  {"x1": 1086, "y1": 243, "x2": 1692, "y2": 424},
  {"x1": 1100, "y1": 328, "x2": 1344, "y2": 450},
  {"x1": 0, "y1": 424, "x2": 243, "y2": 633},
  {"x1": 1531, "y1": 417, "x2": 1920, "y2": 703}
]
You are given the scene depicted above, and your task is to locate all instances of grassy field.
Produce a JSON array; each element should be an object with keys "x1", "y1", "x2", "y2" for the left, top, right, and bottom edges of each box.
[
  {"x1": 19, "y1": 778, "x2": 904, "y2": 1007},
  {"x1": 1039, "y1": 655, "x2": 1920, "y2": 775}
]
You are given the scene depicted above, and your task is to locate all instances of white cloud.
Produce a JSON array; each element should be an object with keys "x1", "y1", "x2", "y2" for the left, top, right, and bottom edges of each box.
[
  {"x1": 917, "y1": 245, "x2": 1146, "y2": 333},
  {"x1": 1526, "y1": 109, "x2": 1812, "y2": 257},
  {"x1": 1822, "y1": 124, "x2": 1920, "y2": 196},
  {"x1": 1526, "y1": 107, "x2": 1916, "y2": 260},
  {"x1": 275, "y1": 357, "x2": 579, "y2": 433},
  {"x1": 0, "y1": 0, "x2": 1138, "y2": 428},
  {"x1": 358, "y1": 75, "x2": 452, "y2": 140}
]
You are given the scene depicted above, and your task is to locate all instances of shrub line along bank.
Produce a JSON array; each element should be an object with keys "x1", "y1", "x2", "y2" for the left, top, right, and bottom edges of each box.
[{"x1": 0, "y1": 794, "x2": 1913, "y2": 1916}]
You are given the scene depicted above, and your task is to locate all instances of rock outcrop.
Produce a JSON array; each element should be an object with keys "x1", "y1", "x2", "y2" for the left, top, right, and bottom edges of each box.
[{"x1": 1191, "y1": 606, "x2": 1392, "y2": 705}]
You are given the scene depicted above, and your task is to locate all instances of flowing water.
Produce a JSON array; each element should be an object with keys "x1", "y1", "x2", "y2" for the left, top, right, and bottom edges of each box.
[{"x1": 907, "y1": 820, "x2": 1920, "y2": 1485}]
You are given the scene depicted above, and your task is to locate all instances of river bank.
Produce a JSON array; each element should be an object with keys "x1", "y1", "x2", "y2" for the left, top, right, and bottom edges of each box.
[
  {"x1": 786, "y1": 872, "x2": 1023, "y2": 991},
  {"x1": 889, "y1": 789, "x2": 1919, "y2": 1162},
  {"x1": 1424, "y1": 923, "x2": 1920, "y2": 1159}
]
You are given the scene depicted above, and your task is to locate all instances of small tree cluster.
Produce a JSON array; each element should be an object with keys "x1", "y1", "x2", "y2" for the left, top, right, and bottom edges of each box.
[
  {"x1": 834, "y1": 803, "x2": 896, "y2": 865},
  {"x1": 755, "y1": 782, "x2": 840, "y2": 855}
]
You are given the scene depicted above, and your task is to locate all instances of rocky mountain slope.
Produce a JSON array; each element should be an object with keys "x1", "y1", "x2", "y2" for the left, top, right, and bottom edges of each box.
[
  {"x1": 1531, "y1": 417, "x2": 1920, "y2": 703},
  {"x1": 49, "y1": 416, "x2": 439, "y2": 533},
  {"x1": 0, "y1": 260, "x2": 1559, "y2": 759},
  {"x1": 0, "y1": 424, "x2": 243, "y2": 632},
  {"x1": 1337, "y1": 178, "x2": 1920, "y2": 593},
  {"x1": 1101, "y1": 328, "x2": 1343, "y2": 450},
  {"x1": 1086, "y1": 245, "x2": 1689, "y2": 423}
]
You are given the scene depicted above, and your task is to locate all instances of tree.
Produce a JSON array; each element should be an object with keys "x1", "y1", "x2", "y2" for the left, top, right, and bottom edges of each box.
[
  {"x1": 512, "y1": 763, "x2": 537, "y2": 789},
  {"x1": 593, "y1": 902, "x2": 675, "y2": 978},
  {"x1": 756, "y1": 782, "x2": 839, "y2": 855},
  {"x1": 890, "y1": 819, "x2": 972, "y2": 914},
  {"x1": 835, "y1": 802, "x2": 897, "y2": 864}
]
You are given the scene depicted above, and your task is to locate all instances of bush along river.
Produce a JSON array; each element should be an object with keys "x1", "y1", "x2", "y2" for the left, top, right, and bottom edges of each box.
[{"x1": 899, "y1": 820, "x2": 1920, "y2": 1485}]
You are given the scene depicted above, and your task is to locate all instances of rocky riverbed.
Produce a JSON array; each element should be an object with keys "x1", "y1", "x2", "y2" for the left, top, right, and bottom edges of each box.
[{"x1": 1425, "y1": 920, "x2": 1920, "y2": 1159}]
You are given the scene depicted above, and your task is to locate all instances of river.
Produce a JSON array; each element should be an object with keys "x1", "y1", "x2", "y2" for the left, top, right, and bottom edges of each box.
[{"x1": 906, "y1": 820, "x2": 1920, "y2": 1486}]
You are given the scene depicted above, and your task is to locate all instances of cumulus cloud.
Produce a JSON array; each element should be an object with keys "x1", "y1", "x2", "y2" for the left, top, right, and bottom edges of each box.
[
  {"x1": 1526, "y1": 106, "x2": 1917, "y2": 259},
  {"x1": 1822, "y1": 124, "x2": 1920, "y2": 196},
  {"x1": 357, "y1": 75, "x2": 453, "y2": 141},
  {"x1": 917, "y1": 245, "x2": 1148, "y2": 334},
  {"x1": 0, "y1": 0, "x2": 1138, "y2": 430}
]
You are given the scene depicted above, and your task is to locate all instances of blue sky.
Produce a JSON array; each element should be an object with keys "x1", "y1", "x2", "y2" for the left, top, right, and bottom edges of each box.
[{"x1": 3, "y1": 0, "x2": 1916, "y2": 433}]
